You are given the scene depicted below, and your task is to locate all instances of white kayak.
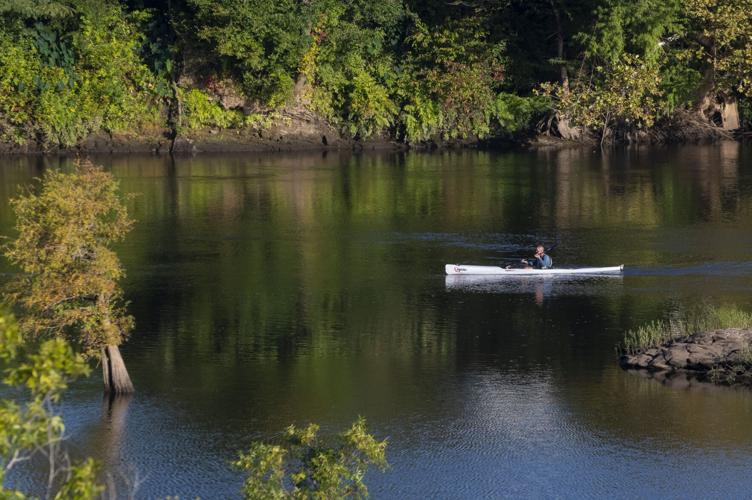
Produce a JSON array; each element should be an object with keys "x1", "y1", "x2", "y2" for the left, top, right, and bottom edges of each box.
[{"x1": 445, "y1": 264, "x2": 624, "y2": 276}]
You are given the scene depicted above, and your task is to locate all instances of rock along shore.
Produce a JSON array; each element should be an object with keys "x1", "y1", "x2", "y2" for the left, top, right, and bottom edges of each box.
[{"x1": 620, "y1": 329, "x2": 752, "y2": 387}]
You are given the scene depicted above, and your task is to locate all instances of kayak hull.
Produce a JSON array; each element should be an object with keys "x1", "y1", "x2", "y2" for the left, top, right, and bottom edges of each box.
[{"x1": 445, "y1": 264, "x2": 624, "y2": 276}]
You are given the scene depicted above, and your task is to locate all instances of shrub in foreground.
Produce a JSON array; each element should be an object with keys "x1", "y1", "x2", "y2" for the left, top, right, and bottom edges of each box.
[
  {"x1": 234, "y1": 418, "x2": 388, "y2": 499},
  {"x1": 0, "y1": 312, "x2": 102, "y2": 498}
]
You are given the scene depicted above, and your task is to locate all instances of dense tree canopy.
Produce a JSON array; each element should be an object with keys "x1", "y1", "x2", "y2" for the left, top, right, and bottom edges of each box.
[{"x1": 0, "y1": 0, "x2": 750, "y2": 146}]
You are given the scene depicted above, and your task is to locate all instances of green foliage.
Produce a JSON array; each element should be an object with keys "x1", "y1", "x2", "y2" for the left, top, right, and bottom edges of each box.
[
  {"x1": 130, "y1": 8, "x2": 176, "y2": 100},
  {"x1": 619, "y1": 304, "x2": 752, "y2": 355},
  {"x1": 234, "y1": 418, "x2": 388, "y2": 499},
  {"x1": 0, "y1": 312, "x2": 102, "y2": 498},
  {"x1": 0, "y1": 1, "x2": 160, "y2": 147},
  {"x1": 179, "y1": 88, "x2": 245, "y2": 130},
  {"x1": 492, "y1": 93, "x2": 551, "y2": 135},
  {"x1": 302, "y1": 0, "x2": 405, "y2": 139},
  {"x1": 399, "y1": 92, "x2": 442, "y2": 143},
  {"x1": 2, "y1": 0, "x2": 752, "y2": 144},
  {"x1": 540, "y1": 54, "x2": 663, "y2": 140},
  {"x1": 345, "y1": 71, "x2": 397, "y2": 138},
  {"x1": 739, "y1": 96, "x2": 752, "y2": 129},
  {"x1": 188, "y1": 0, "x2": 311, "y2": 107},
  {"x1": 579, "y1": 0, "x2": 683, "y2": 64},
  {"x1": 398, "y1": 17, "x2": 506, "y2": 142},
  {"x1": 3, "y1": 160, "x2": 134, "y2": 358},
  {"x1": 0, "y1": 33, "x2": 38, "y2": 144},
  {"x1": 659, "y1": 65, "x2": 703, "y2": 113},
  {"x1": 0, "y1": 0, "x2": 74, "y2": 20},
  {"x1": 678, "y1": 0, "x2": 752, "y2": 97}
]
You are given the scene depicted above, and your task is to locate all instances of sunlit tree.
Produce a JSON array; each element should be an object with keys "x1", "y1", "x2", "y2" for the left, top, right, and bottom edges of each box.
[{"x1": 4, "y1": 159, "x2": 136, "y2": 394}]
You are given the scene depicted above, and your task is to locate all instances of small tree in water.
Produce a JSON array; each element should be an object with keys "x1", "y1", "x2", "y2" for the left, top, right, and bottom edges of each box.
[
  {"x1": 234, "y1": 418, "x2": 388, "y2": 498},
  {"x1": 4, "y1": 159, "x2": 136, "y2": 394}
]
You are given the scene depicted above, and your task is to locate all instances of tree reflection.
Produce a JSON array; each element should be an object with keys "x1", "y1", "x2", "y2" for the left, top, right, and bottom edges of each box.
[{"x1": 1, "y1": 146, "x2": 752, "y2": 468}]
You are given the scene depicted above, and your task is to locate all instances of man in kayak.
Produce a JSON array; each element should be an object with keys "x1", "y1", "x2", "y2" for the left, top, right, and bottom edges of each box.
[{"x1": 522, "y1": 243, "x2": 553, "y2": 269}]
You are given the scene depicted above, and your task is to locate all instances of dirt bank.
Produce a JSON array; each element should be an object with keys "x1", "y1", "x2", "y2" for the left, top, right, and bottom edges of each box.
[
  {"x1": 0, "y1": 107, "x2": 745, "y2": 155},
  {"x1": 0, "y1": 111, "x2": 407, "y2": 155}
]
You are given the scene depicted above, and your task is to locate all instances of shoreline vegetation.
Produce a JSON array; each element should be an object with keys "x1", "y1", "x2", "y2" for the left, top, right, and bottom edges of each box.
[
  {"x1": 618, "y1": 305, "x2": 752, "y2": 387},
  {"x1": 1, "y1": 1, "x2": 751, "y2": 154}
]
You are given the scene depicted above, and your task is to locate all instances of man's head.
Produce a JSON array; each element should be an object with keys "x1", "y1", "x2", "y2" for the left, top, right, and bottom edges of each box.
[{"x1": 535, "y1": 243, "x2": 545, "y2": 255}]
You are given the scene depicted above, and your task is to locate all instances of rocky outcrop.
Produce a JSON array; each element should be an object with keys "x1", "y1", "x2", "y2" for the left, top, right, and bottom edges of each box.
[{"x1": 620, "y1": 329, "x2": 752, "y2": 386}]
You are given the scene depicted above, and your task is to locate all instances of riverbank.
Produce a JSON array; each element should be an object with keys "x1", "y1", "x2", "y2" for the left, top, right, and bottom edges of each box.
[
  {"x1": 1, "y1": 117, "x2": 742, "y2": 155},
  {"x1": 0, "y1": 111, "x2": 407, "y2": 155}
]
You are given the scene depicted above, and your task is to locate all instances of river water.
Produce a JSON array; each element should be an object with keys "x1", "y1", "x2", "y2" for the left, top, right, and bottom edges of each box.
[{"x1": 2, "y1": 145, "x2": 752, "y2": 498}]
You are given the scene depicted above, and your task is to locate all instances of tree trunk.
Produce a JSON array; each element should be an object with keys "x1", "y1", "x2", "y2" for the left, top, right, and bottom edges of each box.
[
  {"x1": 550, "y1": 0, "x2": 569, "y2": 91},
  {"x1": 102, "y1": 345, "x2": 134, "y2": 394},
  {"x1": 720, "y1": 97, "x2": 740, "y2": 130},
  {"x1": 693, "y1": 66, "x2": 716, "y2": 117}
]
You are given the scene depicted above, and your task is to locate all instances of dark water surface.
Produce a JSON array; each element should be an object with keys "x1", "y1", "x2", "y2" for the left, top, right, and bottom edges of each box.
[{"x1": 3, "y1": 145, "x2": 752, "y2": 498}]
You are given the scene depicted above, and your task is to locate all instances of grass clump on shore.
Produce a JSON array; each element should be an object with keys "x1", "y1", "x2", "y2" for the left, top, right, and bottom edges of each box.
[
  {"x1": 620, "y1": 320, "x2": 679, "y2": 356},
  {"x1": 619, "y1": 305, "x2": 752, "y2": 355}
]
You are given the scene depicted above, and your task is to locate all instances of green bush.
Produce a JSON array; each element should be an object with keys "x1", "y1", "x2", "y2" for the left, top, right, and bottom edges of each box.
[
  {"x1": 345, "y1": 70, "x2": 397, "y2": 138},
  {"x1": 659, "y1": 65, "x2": 703, "y2": 114},
  {"x1": 179, "y1": 88, "x2": 244, "y2": 130},
  {"x1": 188, "y1": 0, "x2": 310, "y2": 107},
  {"x1": 0, "y1": 2, "x2": 160, "y2": 147},
  {"x1": 234, "y1": 418, "x2": 387, "y2": 498},
  {"x1": 302, "y1": 0, "x2": 405, "y2": 139},
  {"x1": 399, "y1": 92, "x2": 443, "y2": 143},
  {"x1": 397, "y1": 17, "x2": 506, "y2": 142},
  {"x1": 0, "y1": 34, "x2": 39, "y2": 144},
  {"x1": 492, "y1": 93, "x2": 551, "y2": 135}
]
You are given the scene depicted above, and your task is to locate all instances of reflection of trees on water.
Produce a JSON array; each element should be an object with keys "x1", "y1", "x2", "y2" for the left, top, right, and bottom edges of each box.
[{"x1": 1, "y1": 147, "x2": 752, "y2": 442}]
